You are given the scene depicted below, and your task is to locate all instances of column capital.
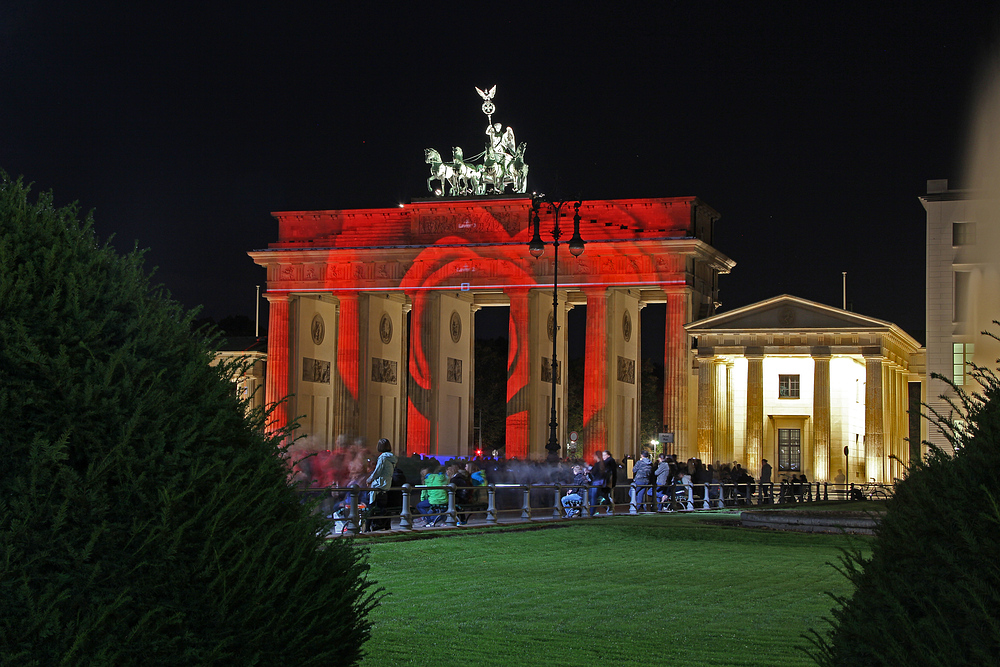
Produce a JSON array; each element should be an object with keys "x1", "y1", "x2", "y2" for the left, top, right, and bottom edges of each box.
[
  {"x1": 810, "y1": 346, "x2": 832, "y2": 358},
  {"x1": 745, "y1": 347, "x2": 765, "y2": 359},
  {"x1": 263, "y1": 292, "x2": 291, "y2": 304}
]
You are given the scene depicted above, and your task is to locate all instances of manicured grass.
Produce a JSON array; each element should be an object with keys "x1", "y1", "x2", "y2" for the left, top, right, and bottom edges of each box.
[{"x1": 358, "y1": 513, "x2": 867, "y2": 667}]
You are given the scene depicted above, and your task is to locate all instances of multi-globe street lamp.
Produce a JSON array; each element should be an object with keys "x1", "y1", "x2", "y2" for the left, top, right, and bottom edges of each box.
[{"x1": 528, "y1": 195, "x2": 585, "y2": 459}]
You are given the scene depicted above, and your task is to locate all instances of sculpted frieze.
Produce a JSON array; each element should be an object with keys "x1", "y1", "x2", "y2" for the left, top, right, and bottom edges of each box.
[
  {"x1": 326, "y1": 263, "x2": 347, "y2": 281},
  {"x1": 352, "y1": 263, "x2": 369, "y2": 280}
]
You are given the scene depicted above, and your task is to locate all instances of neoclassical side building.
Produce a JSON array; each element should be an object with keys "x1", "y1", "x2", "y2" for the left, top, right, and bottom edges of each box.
[
  {"x1": 249, "y1": 195, "x2": 734, "y2": 459},
  {"x1": 685, "y1": 295, "x2": 923, "y2": 484},
  {"x1": 919, "y1": 179, "x2": 1000, "y2": 454}
]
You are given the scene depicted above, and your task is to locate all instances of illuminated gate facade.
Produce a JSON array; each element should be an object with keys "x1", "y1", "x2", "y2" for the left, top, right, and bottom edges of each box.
[{"x1": 249, "y1": 195, "x2": 734, "y2": 459}]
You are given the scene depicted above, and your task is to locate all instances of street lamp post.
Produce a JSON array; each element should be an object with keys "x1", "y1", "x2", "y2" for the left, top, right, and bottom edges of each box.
[{"x1": 528, "y1": 195, "x2": 585, "y2": 459}]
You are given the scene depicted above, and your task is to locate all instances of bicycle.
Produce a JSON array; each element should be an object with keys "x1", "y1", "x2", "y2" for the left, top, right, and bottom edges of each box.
[{"x1": 854, "y1": 478, "x2": 890, "y2": 501}]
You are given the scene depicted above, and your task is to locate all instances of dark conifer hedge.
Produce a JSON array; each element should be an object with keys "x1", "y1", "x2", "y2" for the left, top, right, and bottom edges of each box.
[
  {"x1": 0, "y1": 174, "x2": 378, "y2": 665},
  {"x1": 807, "y1": 353, "x2": 1000, "y2": 665}
]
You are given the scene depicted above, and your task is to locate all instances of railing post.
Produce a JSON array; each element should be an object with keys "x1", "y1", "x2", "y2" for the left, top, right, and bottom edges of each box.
[
  {"x1": 445, "y1": 484, "x2": 458, "y2": 527},
  {"x1": 849, "y1": 482, "x2": 855, "y2": 501},
  {"x1": 346, "y1": 490, "x2": 361, "y2": 535},
  {"x1": 553, "y1": 484, "x2": 564, "y2": 518},
  {"x1": 583, "y1": 485, "x2": 593, "y2": 519},
  {"x1": 399, "y1": 484, "x2": 412, "y2": 530},
  {"x1": 822, "y1": 481, "x2": 828, "y2": 501},
  {"x1": 521, "y1": 484, "x2": 531, "y2": 519},
  {"x1": 486, "y1": 485, "x2": 498, "y2": 524}
]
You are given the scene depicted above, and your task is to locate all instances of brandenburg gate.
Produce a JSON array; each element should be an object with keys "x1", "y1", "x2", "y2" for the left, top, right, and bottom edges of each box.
[
  {"x1": 249, "y1": 85, "x2": 733, "y2": 459},
  {"x1": 249, "y1": 194, "x2": 734, "y2": 459}
]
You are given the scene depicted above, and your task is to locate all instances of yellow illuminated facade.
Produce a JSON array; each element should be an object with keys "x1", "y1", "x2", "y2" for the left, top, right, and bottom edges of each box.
[{"x1": 685, "y1": 295, "x2": 923, "y2": 484}]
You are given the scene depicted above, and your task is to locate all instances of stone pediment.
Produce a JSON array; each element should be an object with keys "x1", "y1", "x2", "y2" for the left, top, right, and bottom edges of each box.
[{"x1": 686, "y1": 295, "x2": 895, "y2": 333}]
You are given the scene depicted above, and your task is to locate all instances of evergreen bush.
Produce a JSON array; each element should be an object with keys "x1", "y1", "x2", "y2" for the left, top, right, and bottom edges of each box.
[
  {"x1": 0, "y1": 174, "x2": 379, "y2": 665},
  {"x1": 806, "y1": 341, "x2": 1000, "y2": 666}
]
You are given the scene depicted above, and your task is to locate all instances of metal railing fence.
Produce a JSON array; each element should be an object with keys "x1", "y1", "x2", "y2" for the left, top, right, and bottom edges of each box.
[{"x1": 300, "y1": 479, "x2": 893, "y2": 536}]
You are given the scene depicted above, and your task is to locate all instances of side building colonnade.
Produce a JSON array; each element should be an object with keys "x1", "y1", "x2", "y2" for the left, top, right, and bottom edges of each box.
[
  {"x1": 250, "y1": 195, "x2": 734, "y2": 460},
  {"x1": 685, "y1": 296, "x2": 923, "y2": 483}
]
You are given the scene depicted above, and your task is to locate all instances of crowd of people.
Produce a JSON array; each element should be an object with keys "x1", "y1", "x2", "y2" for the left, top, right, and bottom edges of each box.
[{"x1": 286, "y1": 437, "x2": 817, "y2": 531}]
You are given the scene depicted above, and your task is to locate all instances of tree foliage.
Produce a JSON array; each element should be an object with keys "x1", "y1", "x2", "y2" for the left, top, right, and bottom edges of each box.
[
  {"x1": 807, "y1": 337, "x2": 1000, "y2": 666},
  {"x1": 0, "y1": 174, "x2": 378, "y2": 665}
]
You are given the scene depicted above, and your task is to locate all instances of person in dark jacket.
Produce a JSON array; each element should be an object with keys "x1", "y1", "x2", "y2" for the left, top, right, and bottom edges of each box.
[
  {"x1": 560, "y1": 464, "x2": 590, "y2": 517},
  {"x1": 760, "y1": 459, "x2": 773, "y2": 504},
  {"x1": 601, "y1": 450, "x2": 618, "y2": 513},
  {"x1": 588, "y1": 452, "x2": 609, "y2": 515},
  {"x1": 632, "y1": 451, "x2": 654, "y2": 511},
  {"x1": 447, "y1": 463, "x2": 474, "y2": 526}
]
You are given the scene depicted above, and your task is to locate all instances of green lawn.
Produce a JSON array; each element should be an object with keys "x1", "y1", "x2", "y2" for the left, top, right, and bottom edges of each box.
[{"x1": 357, "y1": 513, "x2": 868, "y2": 667}]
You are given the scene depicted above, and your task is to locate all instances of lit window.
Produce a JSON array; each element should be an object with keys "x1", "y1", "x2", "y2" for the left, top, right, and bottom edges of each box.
[
  {"x1": 953, "y1": 342, "x2": 974, "y2": 386},
  {"x1": 778, "y1": 429, "x2": 801, "y2": 471},
  {"x1": 953, "y1": 222, "x2": 976, "y2": 246},
  {"x1": 778, "y1": 374, "x2": 800, "y2": 398}
]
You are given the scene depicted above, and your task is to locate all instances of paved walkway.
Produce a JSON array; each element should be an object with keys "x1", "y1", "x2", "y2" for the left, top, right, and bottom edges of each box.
[{"x1": 330, "y1": 504, "x2": 732, "y2": 537}]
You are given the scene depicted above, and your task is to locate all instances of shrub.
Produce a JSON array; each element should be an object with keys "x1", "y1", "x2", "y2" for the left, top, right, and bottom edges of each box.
[
  {"x1": 0, "y1": 174, "x2": 378, "y2": 665},
  {"x1": 806, "y1": 342, "x2": 1000, "y2": 665}
]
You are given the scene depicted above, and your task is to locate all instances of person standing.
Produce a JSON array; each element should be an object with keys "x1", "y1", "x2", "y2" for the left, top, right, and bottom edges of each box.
[
  {"x1": 655, "y1": 453, "x2": 676, "y2": 510},
  {"x1": 602, "y1": 450, "x2": 619, "y2": 514},
  {"x1": 632, "y1": 451, "x2": 653, "y2": 511},
  {"x1": 365, "y1": 438, "x2": 398, "y2": 530},
  {"x1": 760, "y1": 458, "x2": 773, "y2": 504},
  {"x1": 588, "y1": 451, "x2": 607, "y2": 516},
  {"x1": 447, "y1": 463, "x2": 474, "y2": 525}
]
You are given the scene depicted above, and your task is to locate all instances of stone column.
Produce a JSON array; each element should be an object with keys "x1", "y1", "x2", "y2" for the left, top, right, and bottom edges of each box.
[
  {"x1": 882, "y1": 361, "x2": 899, "y2": 482},
  {"x1": 895, "y1": 367, "x2": 907, "y2": 478},
  {"x1": 696, "y1": 352, "x2": 716, "y2": 463},
  {"x1": 812, "y1": 348, "x2": 832, "y2": 481},
  {"x1": 264, "y1": 294, "x2": 292, "y2": 439},
  {"x1": 711, "y1": 358, "x2": 726, "y2": 464},
  {"x1": 726, "y1": 360, "x2": 735, "y2": 465},
  {"x1": 469, "y1": 304, "x2": 482, "y2": 451},
  {"x1": 334, "y1": 292, "x2": 361, "y2": 439},
  {"x1": 399, "y1": 300, "x2": 412, "y2": 456},
  {"x1": 582, "y1": 286, "x2": 609, "y2": 459},
  {"x1": 405, "y1": 290, "x2": 433, "y2": 454},
  {"x1": 505, "y1": 288, "x2": 531, "y2": 458},
  {"x1": 745, "y1": 349, "x2": 764, "y2": 473},
  {"x1": 662, "y1": 291, "x2": 689, "y2": 456},
  {"x1": 864, "y1": 351, "x2": 885, "y2": 483}
]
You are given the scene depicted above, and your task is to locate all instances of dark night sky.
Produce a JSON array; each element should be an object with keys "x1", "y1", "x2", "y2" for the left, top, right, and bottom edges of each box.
[{"x1": 3, "y1": 2, "x2": 999, "y2": 342}]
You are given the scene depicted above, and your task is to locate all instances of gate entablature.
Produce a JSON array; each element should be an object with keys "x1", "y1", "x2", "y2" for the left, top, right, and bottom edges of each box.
[
  {"x1": 250, "y1": 195, "x2": 734, "y2": 460},
  {"x1": 253, "y1": 196, "x2": 732, "y2": 295}
]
